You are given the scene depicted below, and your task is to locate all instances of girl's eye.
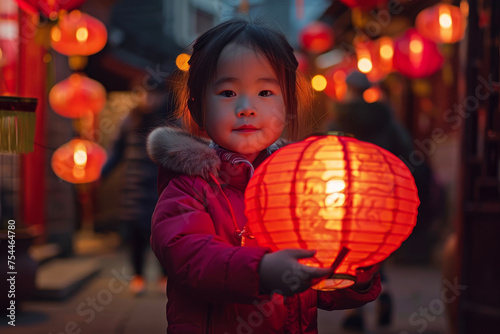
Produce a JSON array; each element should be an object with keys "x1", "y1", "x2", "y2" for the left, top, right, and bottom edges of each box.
[
  {"x1": 259, "y1": 90, "x2": 273, "y2": 97},
  {"x1": 220, "y1": 90, "x2": 236, "y2": 97}
]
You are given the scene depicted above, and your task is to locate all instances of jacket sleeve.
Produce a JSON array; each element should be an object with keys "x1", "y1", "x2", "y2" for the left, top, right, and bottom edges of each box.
[
  {"x1": 316, "y1": 273, "x2": 381, "y2": 310},
  {"x1": 151, "y1": 175, "x2": 269, "y2": 303}
]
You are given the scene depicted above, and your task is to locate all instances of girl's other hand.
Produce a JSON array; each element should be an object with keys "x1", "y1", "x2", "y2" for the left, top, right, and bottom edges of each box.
[
  {"x1": 258, "y1": 249, "x2": 333, "y2": 296},
  {"x1": 351, "y1": 262, "x2": 382, "y2": 293}
]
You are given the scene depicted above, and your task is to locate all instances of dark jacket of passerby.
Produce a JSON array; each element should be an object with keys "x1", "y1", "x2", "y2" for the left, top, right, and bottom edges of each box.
[{"x1": 147, "y1": 126, "x2": 381, "y2": 334}]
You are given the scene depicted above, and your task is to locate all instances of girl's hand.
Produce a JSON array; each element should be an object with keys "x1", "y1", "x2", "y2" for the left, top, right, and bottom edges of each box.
[{"x1": 258, "y1": 249, "x2": 333, "y2": 297}]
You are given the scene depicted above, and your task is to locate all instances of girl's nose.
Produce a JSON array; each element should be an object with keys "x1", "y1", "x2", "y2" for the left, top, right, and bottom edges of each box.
[{"x1": 236, "y1": 96, "x2": 256, "y2": 117}]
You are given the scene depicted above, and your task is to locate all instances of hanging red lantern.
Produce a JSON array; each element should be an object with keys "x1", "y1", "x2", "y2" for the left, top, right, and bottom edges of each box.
[
  {"x1": 393, "y1": 28, "x2": 444, "y2": 79},
  {"x1": 16, "y1": 0, "x2": 86, "y2": 20},
  {"x1": 49, "y1": 73, "x2": 106, "y2": 118},
  {"x1": 50, "y1": 10, "x2": 107, "y2": 56},
  {"x1": 416, "y1": 3, "x2": 466, "y2": 44},
  {"x1": 298, "y1": 21, "x2": 334, "y2": 54},
  {"x1": 339, "y1": 0, "x2": 388, "y2": 11},
  {"x1": 355, "y1": 36, "x2": 394, "y2": 82},
  {"x1": 245, "y1": 134, "x2": 419, "y2": 290},
  {"x1": 51, "y1": 138, "x2": 107, "y2": 184}
]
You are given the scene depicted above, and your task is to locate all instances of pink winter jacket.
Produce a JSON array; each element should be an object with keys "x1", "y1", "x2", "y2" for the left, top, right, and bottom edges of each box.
[{"x1": 147, "y1": 126, "x2": 381, "y2": 334}]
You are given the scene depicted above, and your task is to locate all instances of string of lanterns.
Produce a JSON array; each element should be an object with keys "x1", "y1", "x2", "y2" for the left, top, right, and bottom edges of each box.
[
  {"x1": 298, "y1": 1, "x2": 467, "y2": 101},
  {"x1": 19, "y1": 2, "x2": 110, "y2": 184}
]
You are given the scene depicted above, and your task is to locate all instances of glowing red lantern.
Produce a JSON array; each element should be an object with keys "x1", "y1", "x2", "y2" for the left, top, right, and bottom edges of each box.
[
  {"x1": 51, "y1": 138, "x2": 107, "y2": 184},
  {"x1": 416, "y1": 3, "x2": 466, "y2": 44},
  {"x1": 245, "y1": 134, "x2": 419, "y2": 290},
  {"x1": 339, "y1": 0, "x2": 388, "y2": 11},
  {"x1": 393, "y1": 29, "x2": 444, "y2": 79},
  {"x1": 298, "y1": 21, "x2": 334, "y2": 54},
  {"x1": 50, "y1": 10, "x2": 107, "y2": 56},
  {"x1": 49, "y1": 73, "x2": 106, "y2": 118},
  {"x1": 16, "y1": 0, "x2": 86, "y2": 19},
  {"x1": 355, "y1": 36, "x2": 394, "y2": 82}
]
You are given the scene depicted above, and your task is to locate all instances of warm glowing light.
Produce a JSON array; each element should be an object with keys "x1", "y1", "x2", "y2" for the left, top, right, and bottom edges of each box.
[
  {"x1": 439, "y1": 12, "x2": 453, "y2": 29},
  {"x1": 460, "y1": 1, "x2": 469, "y2": 17},
  {"x1": 363, "y1": 87, "x2": 381, "y2": 103},
  {"x1": 245, "y1": 134, "x2": 419, "y2": 290},
  {"x1": 357, "y1": 57, "x2": 373, "y2": 73},
  {"x1": 76, "y1": 27, "x2": 88, "y2": 42},
  {"x1": 311, "y1": 74, "x2": 327, "y2": 91},
  {"x1": 73, "y1": 143, "x2": 87, "y2": 166},
  {"x1": 410, "y1": 38, "x2": 424, "y2": 54},
  {"x1": 51, "y1": 27, "x2": 62, "y2": 42},
  {"x1": 326, "y1": 179, "x2": 346, "y2": 193},
  {"x1": 175, "y1": 53, "x2": 190, "y2": 71},
  {"x1": 416, "y1": 3, "x2": 466, "y2": 44},
  {"x1": 51, "y1": 139, "x2": 107, "y2": 184},
  {"x1": 0, "y1": 48, "x2": 3, "y2": 62},
  {"x1": 380, "y1": 43, "x2": 394, "y2": 60}
]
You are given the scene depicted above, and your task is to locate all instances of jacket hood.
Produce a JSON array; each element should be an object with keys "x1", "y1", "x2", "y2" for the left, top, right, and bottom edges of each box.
[{"x1": 147, "y1": 126, "x2": 221, "y2": 180}]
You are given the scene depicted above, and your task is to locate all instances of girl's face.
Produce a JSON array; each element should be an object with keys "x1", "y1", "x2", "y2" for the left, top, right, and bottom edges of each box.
[{"x1": 205, "y1": 43, "x2": 286, "y2": 163}]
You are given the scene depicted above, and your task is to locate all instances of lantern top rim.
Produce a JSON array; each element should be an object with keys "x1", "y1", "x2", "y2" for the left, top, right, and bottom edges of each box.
[{"x1": 307, "y1": 131, "x2": 355, "y2": 138}]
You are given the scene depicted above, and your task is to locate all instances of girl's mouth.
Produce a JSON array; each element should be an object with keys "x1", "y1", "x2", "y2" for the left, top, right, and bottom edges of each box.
[{"x1": 234, "y1": 125, "x2": 258, "y2": 132}]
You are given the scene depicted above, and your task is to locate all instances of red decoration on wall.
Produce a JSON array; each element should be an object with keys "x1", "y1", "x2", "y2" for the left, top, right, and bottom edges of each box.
[
  {"x1": 51, "y1": 138, "x2": 107, "y2": 184},
  {"x1": 245, "y1": 134, "x2": 419, "y2": 290},
  {"x1": 50, "y1": 10, "x2": 107, "y2": 56},
  {"x1": 393, "y1": 28, "x2": 444, "y2": 79},
  {"x1": 16, "y1": 0, "x2": 86, "y2": 19},
  {"x1": 49, "y1": 73, "x2": 106, "y2": 118},
  {"x1": 339, "y1": 0, "x2": 388, "y2": 11},
  {"x1": 298, "y1": 21, "x2": 334, "y2": 54},
  {"x1": 416, "y1": 3, "x2": 466, "y2": 44}
]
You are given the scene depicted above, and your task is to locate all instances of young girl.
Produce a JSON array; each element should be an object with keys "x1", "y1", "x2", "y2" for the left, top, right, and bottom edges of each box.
[{"x1": 147, "y1": 18, "x2": 381, "y2": 334}]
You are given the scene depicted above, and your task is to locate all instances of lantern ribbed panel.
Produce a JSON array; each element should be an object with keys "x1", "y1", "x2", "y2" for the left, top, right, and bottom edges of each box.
[{"x1": 245, "y1": 135, "x2": 419, "y2": 280}]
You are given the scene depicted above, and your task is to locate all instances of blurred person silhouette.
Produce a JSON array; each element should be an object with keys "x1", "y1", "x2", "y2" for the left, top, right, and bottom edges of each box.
[
  {"x1": 101, "y1": 79, "x2": 175, "y2": 296},
  {"x1": 327, "y1": 70, "x2": 426, "y2": 331}
]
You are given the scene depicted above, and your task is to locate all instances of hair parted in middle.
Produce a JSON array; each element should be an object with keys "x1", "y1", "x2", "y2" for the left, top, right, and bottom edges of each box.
[{"x1": 172, "y1": 17, "x2": 314, "y2": 141}]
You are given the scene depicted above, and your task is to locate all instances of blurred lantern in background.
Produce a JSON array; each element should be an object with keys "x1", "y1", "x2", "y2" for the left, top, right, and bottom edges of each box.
[
  {"x1": 354, "y1": 36, "x2": 394, "y2": 83},
  {"x1": 393, "y1": 28, "x2": 444, "y2": 79},
  {"x1": 0, "y1": 19, "x2": 18, "y2": 68},
  {"x1": 48, "y1": 73, "x2": 106, "y2": 118},
  {"x1": 299, "y1": 21, "x2": 334, "y2": 54},
  {"x1": 15, "y1": 0, "x2": 85, "y2": 19},
  {"x1": 339, "y1": 0, "x2": 389, "y2": 11},
  {"x1": 50, "y1": 10, "x2": 107, "y2": 56},
  {"x1": 51, "y1": 138, "x2": 107, "y2": 184},
  {"x1": 245, "y1": 134, "x2": 419, "y2": 290},
  {"x1": 416, "y1": 3, "x2": 466, "y2": 44},
  {"x1": 363, "y1": 86, "x2": 383, "y2": 103},
  {"x1": 323, "y1": 57, "x2": 357, "y2": 101}
]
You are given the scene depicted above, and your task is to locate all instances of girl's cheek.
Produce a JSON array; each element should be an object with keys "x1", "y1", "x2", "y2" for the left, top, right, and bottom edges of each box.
[{"x1": 268, "y1": 107, "x2": 287, "y2": 133}]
